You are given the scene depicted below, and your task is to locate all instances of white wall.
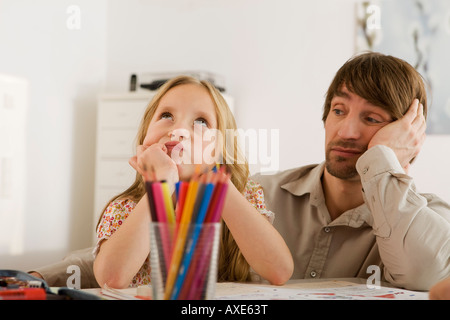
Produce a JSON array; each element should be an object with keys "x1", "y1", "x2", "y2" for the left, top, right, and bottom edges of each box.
[
  {"x1": 0, "y1": 0, "x2": 449, "y2": 272},
  {"x1": 104, "y1": 0, "x2": 357, "y2": 172},
  {"x1": 0, "y1": 0, "x2": 107, "y2": 270},
  {"x1": 410, "y1": 135, "x2": 450, "y2": 202}
]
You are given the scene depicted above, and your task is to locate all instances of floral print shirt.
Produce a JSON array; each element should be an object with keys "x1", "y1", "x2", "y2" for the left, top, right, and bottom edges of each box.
[{"x1": 94, "y1": 178, "x2": 274, "y2": 287}]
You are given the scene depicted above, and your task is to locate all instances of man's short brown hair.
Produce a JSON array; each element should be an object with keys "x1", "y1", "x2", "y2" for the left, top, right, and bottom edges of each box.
[{"x1": 322, "y1": 52, "x2": 428, "y2": 122}]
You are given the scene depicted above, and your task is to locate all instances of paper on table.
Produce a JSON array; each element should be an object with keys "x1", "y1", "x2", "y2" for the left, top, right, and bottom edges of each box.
[
  {"x1": 214, "y1": 281, "x2": 429, "y2": 300},
  {"x1": 99, "y1": 284, "x2": 151, "y2": 300}
]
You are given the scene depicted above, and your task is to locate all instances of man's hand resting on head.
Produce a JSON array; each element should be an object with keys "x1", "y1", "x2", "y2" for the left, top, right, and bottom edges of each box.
[{"x1": 368, "y1": 99, "x2": 426, "y2": 173}]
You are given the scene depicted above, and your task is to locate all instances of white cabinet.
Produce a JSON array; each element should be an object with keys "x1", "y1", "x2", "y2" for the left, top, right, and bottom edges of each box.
[
  {"x1": 92, "y1": 91, "x2": 233, "y2": 243},
  {"x1": 92, "y1": 92, "x2": 154, "y2": 241}
]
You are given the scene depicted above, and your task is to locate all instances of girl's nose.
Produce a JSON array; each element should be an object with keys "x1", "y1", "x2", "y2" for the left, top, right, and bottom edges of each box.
[{"x1": 169, "y1": 128, "x2": 190, "y2": 141}]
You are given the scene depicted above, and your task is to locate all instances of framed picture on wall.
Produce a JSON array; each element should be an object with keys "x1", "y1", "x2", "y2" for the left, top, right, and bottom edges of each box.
[{"x1": 355, "y1": 0, "x2": 450, "y2": 134}]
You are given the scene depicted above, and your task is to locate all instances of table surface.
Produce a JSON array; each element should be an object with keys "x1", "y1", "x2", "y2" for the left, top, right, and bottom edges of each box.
[{"x1": 82, "y1": 278, "x2": 430, "y2": 300}]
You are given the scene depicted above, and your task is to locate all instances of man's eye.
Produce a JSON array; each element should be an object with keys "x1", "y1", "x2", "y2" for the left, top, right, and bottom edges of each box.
[
  {"x1": 366, "y1": 117, "x2": 382, "y2": 124},
  {"x1": 194, "y1": 118, "x2": 208, "y2": 127},
  {"x1": 332, "y1": 108, "x2": 344, "y2": 116}
]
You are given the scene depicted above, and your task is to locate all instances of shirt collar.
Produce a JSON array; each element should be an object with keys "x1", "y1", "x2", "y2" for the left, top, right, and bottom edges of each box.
[
  {"x1": 280, "y1": 162, "x2": 326, "y2": 206},
  {"x1": 280, "y1": 162, "x2": 373, "y2": 227}
]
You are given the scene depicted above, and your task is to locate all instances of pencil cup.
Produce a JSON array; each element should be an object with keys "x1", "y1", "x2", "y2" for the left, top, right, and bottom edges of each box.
[{"x1": 149, "y1": 222, "x2": 221, "y2": 300}]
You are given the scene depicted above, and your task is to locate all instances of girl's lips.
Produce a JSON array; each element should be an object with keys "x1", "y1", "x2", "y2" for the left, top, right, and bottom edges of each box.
[
  {"x1": 165, "y1": 141, "x2": 184, "y2": 156},
  {"x1": 165, "y1": 141, "x2": 183, "y2": 149}
]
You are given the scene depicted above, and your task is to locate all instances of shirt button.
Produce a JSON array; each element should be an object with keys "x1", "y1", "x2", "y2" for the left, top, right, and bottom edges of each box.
[
  {"x1": 363, "y1": 167, "x2": 369, "y2": 174},
  {"x1": 310, "y1": 271, "x2": 317, "y2": 278},
  {"x1": 324, "y1": 227, "x2": 331, "y2": 233}
]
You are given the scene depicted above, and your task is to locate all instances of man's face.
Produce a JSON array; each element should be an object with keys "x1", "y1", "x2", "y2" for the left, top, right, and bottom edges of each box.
[{"x1": 324, "y1": 85, "x2": 393, "y2": 180}]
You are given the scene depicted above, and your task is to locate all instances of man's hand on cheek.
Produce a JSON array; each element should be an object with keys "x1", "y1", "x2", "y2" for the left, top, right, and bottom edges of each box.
[{"x1": 368, "y1": 99, "x2": 426, "y2": 171}]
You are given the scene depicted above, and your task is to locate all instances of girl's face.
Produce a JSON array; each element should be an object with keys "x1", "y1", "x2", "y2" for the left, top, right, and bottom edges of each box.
[{"x1": 143, "y1": 83, "x2": 219, "y2": 179}]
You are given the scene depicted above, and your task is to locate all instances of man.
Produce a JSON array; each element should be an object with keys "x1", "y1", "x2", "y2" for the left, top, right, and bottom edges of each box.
[{"x1": 252, "y1": 52, "x2": 450, "y2": 291}]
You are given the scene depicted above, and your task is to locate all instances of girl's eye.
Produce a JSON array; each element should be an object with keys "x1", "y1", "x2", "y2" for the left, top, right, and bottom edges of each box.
[
  {"x1": 194, "y1": 118, "x2": 208, "y2": 127},
  {"x1": 160, "y1": 112, "x2": 173, "y2": 120}
]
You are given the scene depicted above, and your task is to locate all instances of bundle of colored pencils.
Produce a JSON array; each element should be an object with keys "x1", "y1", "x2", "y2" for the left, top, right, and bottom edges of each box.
[{"x1": 145, "y1": 165, "x2": 229, "y2": 300}]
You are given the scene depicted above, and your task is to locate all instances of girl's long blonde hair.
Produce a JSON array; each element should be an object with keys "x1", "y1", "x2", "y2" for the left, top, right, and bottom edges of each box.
[{"x1": 97, "y1": 75, "x2": 252, "y2": 282}]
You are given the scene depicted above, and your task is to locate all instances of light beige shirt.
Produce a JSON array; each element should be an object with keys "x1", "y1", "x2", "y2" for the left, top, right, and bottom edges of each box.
[{"x1": 252, "y1": 145, "x2": 450, "y2": 290}]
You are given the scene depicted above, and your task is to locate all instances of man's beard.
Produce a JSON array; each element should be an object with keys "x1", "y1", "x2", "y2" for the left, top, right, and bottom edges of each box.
[{"x1": 325, "y1": 141, "x2": 367, "y2": 180}]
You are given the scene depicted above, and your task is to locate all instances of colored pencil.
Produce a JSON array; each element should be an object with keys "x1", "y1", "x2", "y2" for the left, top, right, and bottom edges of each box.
[
  {"x1": 146, "y1": 165, "x2": 229, "y2": 299},
  {"x1": 170, "y1": 181, "x2": 215, "y2": 299},
  {"x1": 145, "y1": 181, "x2": 158, "y2": 222},
  {"x1": 151, "y1": 182, "x2": 167, "y2": 223},
  {"x1": 161, "y1": 181, "x2": 175, "y2": 223},
  {"x1": 175, "y1": 181, "x2": 189, "y2": 223},
  {"x1": 210, "y1": 179, "x2": 229, "y2": 223},
  {"x1": 151, "y1": 182, "x2": 175, "y2": 277},
  {"x1": 163, "y1": 175, "x2": 199, "y2": 299},
  {"x1": 143, "y1": 166, "x2": 158, "y2": 222},
  {"x1": 185, "y1": 184, "x2": 228, "y2": 299}
]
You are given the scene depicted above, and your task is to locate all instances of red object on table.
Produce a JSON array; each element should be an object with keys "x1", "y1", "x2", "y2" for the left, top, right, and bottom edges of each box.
[{"x1": 0, "y1": 287, "x2": 46, "y2": 300}]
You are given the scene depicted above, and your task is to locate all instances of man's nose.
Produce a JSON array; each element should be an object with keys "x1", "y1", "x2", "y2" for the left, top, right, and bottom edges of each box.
[{"x1": 338, "y1": 116, "x2": 361, "y2": 140}]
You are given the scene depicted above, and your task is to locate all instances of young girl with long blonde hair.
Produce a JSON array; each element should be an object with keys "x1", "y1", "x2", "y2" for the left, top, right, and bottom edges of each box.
[{"x1": 93, "y1": 75, "x2": 293, "y2": 288}]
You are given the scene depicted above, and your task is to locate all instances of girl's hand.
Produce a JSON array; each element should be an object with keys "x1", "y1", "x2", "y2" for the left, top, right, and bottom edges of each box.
[{"x1": 129, "y1": 144, "x2": 179, "y2": 185}]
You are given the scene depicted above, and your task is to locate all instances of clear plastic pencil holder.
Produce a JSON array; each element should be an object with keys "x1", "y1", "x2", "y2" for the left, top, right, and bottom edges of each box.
[{"x1": 149, "y1": 222, "x2": 221, "y2": 300}]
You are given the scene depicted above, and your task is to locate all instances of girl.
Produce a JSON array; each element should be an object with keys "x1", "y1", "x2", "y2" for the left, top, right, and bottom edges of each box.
[{"x1": 93, "y1": 76, "x2": 293, "y2": 288}]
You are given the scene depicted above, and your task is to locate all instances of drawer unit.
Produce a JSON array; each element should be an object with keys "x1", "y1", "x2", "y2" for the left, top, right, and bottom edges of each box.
[{"x1": 92, "y1": 93, "x2": 154, "y2": 242}]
